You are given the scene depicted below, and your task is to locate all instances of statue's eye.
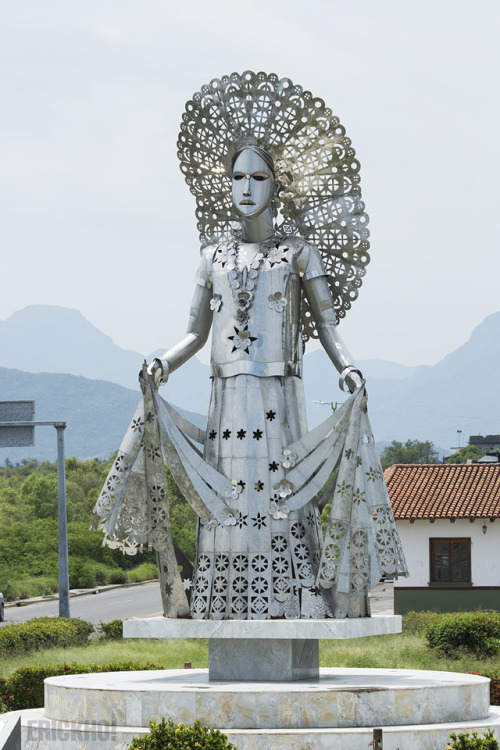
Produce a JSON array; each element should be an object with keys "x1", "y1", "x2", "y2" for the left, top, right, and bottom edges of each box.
[
  {"x1": 233, "y1": 174, "x2": 244, "y2": 181},
  {"x1": 253, "y1": 175, "x2": 266, "y2": 181}
]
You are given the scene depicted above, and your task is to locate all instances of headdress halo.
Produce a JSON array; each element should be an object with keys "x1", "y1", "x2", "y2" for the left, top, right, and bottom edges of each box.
[{"x1": 177, "y1": 70, "x2": 370, "y2": 341}]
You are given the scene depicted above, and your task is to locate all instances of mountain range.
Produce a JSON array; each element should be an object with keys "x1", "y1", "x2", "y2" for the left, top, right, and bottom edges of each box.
[{"x1": 0, "y1": 304, "x2": 499, "y2": 461}]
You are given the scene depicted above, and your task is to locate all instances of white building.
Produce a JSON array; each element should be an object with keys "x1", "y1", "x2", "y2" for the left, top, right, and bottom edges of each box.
[{"x1": 385, "y1": 463, "x2": 500, "y2": 614}]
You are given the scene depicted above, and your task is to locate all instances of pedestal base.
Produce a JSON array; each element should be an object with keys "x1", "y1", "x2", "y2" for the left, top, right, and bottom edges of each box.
[
  {"x1": 209, "y1": 638, "x2": 318, "y2": 681},
  {"x1": 123, "y1": 615, "x2": 401, "y2": 681},
  {"x1": 9, "y1": 669, "x2": 500, "y2": 750}
]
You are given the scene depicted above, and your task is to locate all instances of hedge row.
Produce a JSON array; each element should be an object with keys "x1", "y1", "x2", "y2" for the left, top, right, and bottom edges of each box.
[
  {"x1": 424, "y1": 612, "x2": 500, "y2": 658},
  {"x1": 0, "y1": 661, "x2": 166, "y2": 711},
  {"x1": 0, "y1": 617, "x2": 94, "y2": 657}
]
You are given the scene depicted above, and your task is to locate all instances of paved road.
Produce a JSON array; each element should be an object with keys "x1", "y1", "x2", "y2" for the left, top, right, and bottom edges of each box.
[
  {"x1": 1, "y1": 582, "x2": 163, "y2": 625},
  {"x1": 1, "y1": 580, "x2": 393, "y2": 626}
]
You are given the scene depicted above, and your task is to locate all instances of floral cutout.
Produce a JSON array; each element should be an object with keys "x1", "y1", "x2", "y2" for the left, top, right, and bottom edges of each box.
[
  {"x1": 280, "y1": 449, "x2": 297, "y2": 469},
  {"x1": 268, "y1": 291, "x2": 287, "y2": 312},
  {"x1": 210, "y1": 294, "x2": 222, "y2": 312},
  {"x1": 225, "y1": 480, "x2": 243, "y2": 501},
  {"x1": 215, "y1": 241, "x2": 237, "y2": 270},
  {"x1": 274, "y1": 478, "x2": 293, "y2": 498},
  {"x1": 269, "y1": 499, "x2": 291, "y2": 520},
  {"x1": 267, "y1": 243, "x2": 289, "y2": 267},
  {"x1": 337, "y1": 480, "x2": 351, "y2": 497},
  {"x1": 352, "y1": 488, "x2": 366, "y2": 504},
  {"x1": 228, "y1": 325, "x2": 257, "y2": 353},
  {"x1": 200, "y1": 517, "x2": 218, "y2": 531},
  {"x1": 365, "y1": 466, "x2": 383, "y2": 482}
]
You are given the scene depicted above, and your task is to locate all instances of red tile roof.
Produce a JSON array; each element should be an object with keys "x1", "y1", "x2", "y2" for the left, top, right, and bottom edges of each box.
[{"x1": 384, "y1": 463, "x2": 500, "y2": 520}]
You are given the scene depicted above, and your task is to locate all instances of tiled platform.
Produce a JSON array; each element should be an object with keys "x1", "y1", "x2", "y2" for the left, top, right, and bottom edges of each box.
[{"x1": 9, "y1": 668, "x2": 500, "y2": 749}]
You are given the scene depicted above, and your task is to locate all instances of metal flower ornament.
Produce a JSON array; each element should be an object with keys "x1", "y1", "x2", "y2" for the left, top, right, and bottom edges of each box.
[{"x1": 92, "y1": 71, "x2": 407, "y2": 620}]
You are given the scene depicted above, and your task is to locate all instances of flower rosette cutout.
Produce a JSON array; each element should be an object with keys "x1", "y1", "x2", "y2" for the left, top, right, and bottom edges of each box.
[
  {"x1": 236, "y1": 290, "x2": 253, "y2": 310},
  {"x1": 200, "y1": 517, "x2": 218, "y2": 531},
  {"x1": 224, "y1": 480, "x2": 243, "y2": 501},
  {"x1": 228, "y1": 325, "x2": 256, "y2": 353},
  {"x1": 210, "y1": 294, "x2": 222, "y2": 312},
  {"x1": 274, "y1": 478, "x2": 293, "y2": 498},
  {"x1": 249, "y1": 252, "x2": 264, "y2": 270},
  {"x1": 268, "y1": 291, "x2": 287, "y2": 313},
  {"x1": 222, "y1": 508, "x2": 238, "y2": 526},
  {"x1": 269, "y1": 499, "x2": 290, "y2": 520},
  {"x1": 267, "y1": 244, "x2": 289, "y2": 267},
  {"x1": 280, "y1": 449, "x2": 297, "y2": 469}
]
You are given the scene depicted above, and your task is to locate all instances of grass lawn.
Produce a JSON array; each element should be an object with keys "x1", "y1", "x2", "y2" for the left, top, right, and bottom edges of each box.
[{"x1": 1, "y1": 632, "x2": 499, "y2": 679}]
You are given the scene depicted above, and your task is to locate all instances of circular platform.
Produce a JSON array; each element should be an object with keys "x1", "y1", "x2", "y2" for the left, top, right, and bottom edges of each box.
[{"x1": 44, "y1": 668, "x2": 490, "y2": 730}]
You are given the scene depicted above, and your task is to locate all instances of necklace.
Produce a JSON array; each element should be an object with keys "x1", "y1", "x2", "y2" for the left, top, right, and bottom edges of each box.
[{"x1": 213, "y1": 236, "x2": 290, "y2": 353}]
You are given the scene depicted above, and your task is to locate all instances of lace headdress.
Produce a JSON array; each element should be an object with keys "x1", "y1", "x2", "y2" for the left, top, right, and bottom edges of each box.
[{"x1": 177, "y1": 70, "x2": 370, "y2": 341}]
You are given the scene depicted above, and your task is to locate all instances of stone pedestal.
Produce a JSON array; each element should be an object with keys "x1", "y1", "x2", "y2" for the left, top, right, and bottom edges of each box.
[
  {"x1": 209, "y1": 638, "x2": 319, "y2": 681},
  {"x1": 12, "y1": 668, "x2": 500, "y2": 749},
  {"x1": 123, "y1": 615, "x2": 402, "y2": 682}
]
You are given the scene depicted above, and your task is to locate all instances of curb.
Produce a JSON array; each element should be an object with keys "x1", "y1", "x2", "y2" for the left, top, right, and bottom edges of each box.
[{"x1": 4, "y1": 579, "x2": 159, "y2": 609}]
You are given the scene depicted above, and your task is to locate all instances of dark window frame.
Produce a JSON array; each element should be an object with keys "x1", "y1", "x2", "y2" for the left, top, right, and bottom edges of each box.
[{"x1": 429, "y1": 537, "x2": 471, "y2": 585}]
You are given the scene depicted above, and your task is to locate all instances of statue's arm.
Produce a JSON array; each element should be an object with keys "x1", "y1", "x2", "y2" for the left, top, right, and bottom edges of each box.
[
  {"x1": 302, "y1": 274, "x2": 363, "y2": 393},
  {"x1": 147, "y1": 283, "x2": 213, "y2": 386}
]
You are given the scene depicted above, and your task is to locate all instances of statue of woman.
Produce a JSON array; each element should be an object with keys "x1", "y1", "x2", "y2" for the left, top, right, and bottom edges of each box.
[{"x1": 93, "y1": 72, "x2": 407, "y2": 620}]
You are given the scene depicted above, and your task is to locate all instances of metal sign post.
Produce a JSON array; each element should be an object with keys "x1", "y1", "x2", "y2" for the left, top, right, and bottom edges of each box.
[{"x1": 0, "y1": 402, "x2": 70, "y2": 618}]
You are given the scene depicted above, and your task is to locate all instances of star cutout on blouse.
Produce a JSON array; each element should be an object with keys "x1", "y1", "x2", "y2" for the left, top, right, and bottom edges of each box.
[
  {"x1": 222, "y1": 429, "x2": 231, "y2": 440},
  {"x1": 251, "y1": 513, "x2": 267, "y2": 529},
  {"x1": 237, "y1": 480, "x2": 246, "y2": 490},
  {"x1": 228, "y1": 325, "x2": 257, "y2": 354},
  {"x1": 253, "y1": 429, "x2": 263, "y2": 440},
  {"x1": 208, "y1": 430, "x2": 217, "y2": 441},
  {"x1": 236, "y1": 514, "x2": 248, "y2": 529},
  {"x1": 266, "y1": 410, "x2": 277, "y2": 421},
  {"x1": 269, "y1": 461, "x2": 279, "y2": 472},
  {"x1": 254, "y1": 480, "x2": 265, "y2": 492},
  {"x1": 145, "y1": 411, "x2": 155, "y2": 423},
  {"x1": 236, "y1": 429, "x2": 246, "y2": 440}
]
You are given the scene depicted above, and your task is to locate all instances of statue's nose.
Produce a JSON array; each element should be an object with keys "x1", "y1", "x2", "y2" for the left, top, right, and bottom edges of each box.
[{"x1": 243, "y1": 177, "x2": 251, "y2": 196}]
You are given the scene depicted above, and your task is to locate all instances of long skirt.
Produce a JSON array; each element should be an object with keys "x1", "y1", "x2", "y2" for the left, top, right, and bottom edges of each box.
[{"x1": 190, "y1": 374, "x2": 335, "y2": 620}]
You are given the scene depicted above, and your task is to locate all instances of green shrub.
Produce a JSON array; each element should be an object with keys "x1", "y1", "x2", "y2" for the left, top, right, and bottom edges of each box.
[
  {"x1": 1, "y1": 661, "x2": 166, "y2": 711},
  {"x1": 108, "y1": 569, "x2": 128, "y2": 584},
  {"x1": 0, "y1": 617, "x2": 94, "y2": 657},
  {"x1": 425, "y1": 611, "x2": 500, "y2": 658},
  {"x1": 70, "y1": 560, "x2": 97, "y2": 589},
  {"x1": 128, "y1": 718, "x2": 237, "y2": 750},
  {"x1": 99, "y1": 620, "x2": 123, "y2": 640},
  {"x1": 127, "y1": 562, "x2": 158, "y2": 583},
  {"x1": 403, "y1": 609, "x2": 441, "y2": 634},
  {"x1": 446, "y1": 729, "x2": 499, "y2": 749}
]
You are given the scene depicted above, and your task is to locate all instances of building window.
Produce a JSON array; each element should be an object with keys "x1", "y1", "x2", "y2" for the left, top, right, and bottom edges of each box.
[{"x1": 429, "y1": 538, "x2": 471, "y2": 583}]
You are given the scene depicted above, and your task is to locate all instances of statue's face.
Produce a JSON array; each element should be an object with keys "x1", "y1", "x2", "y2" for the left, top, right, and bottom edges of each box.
[{"x1": 232, "y1": 150, "x2": 274, "y2": 218}]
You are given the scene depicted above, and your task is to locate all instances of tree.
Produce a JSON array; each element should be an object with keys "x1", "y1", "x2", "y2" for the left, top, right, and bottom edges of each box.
[
  {"x1": 447, "y1": 444, "x2": 486, "y2": 464},
  {"x1": 380, "y1": 439, "x2": 440, "y2": 470}
]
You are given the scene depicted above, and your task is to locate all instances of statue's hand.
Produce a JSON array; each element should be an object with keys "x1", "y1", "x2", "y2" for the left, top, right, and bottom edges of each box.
[
  {"x1": 139, "y1": 358, "x2": 168, "y2": 390},
  {"x1": 147, "y1": 358, "x2": 168, "y2": 388},
  {"x1": 339, "y1": 366, "x2": 364, "y2": 394}
]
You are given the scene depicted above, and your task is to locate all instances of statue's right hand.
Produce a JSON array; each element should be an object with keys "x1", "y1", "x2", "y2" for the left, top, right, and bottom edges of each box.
[
  {"x1": 138, "y1": 358, "x2": 167, "y2": 390},
  {"x1": 147, "y1": 358, "x2": 167, "y2": 388}
]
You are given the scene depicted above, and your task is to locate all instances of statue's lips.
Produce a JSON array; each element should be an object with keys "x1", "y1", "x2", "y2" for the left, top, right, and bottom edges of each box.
[{"x1": 239, "y1": 200, "x2": 255, "y2": 205}]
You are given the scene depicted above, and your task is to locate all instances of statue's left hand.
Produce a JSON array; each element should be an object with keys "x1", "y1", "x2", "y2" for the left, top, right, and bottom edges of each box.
[{"x1": 339, "y1": 366, "x2": 364, "y2": 394}]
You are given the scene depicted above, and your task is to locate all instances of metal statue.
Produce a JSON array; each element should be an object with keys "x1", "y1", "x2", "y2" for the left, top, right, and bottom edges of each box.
[{"x1": 93, "y1": 72, "x2": 407, "y2": 620}]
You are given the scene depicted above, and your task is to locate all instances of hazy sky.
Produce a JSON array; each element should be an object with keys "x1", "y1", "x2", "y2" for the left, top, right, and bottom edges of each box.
[{"x1": 1, "y1": 0, "x2": 498, "y2": 367}]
